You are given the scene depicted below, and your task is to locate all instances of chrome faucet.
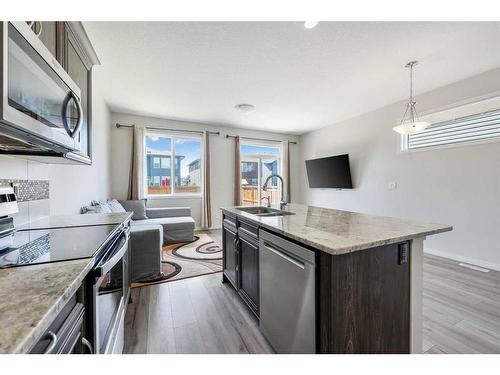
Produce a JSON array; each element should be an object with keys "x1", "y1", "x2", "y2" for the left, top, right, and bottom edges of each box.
[
  {"x1": 262, "y1": 174, "x2": 287, "y2": 209},
  {"x1": 261, "y1": 196, "x2": 271, "y2": 208}
]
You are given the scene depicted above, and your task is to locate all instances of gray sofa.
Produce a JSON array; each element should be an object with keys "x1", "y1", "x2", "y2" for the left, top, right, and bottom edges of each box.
[
  {"x1": 131, "y1": 206, "x2": 195, "y2": 244},
  {"x1": 82, "y1": 199, "x2": 195, "y2": 282}
]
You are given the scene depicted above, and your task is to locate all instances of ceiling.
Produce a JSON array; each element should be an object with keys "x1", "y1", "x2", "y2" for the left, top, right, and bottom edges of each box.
[{"x1": 84, "y1": 22, "x2": 500, "y2": 135}]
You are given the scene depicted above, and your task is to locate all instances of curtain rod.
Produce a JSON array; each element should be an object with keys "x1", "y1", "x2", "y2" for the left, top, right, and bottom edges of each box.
[
  {"x1": 225, "y1": 134, "x2": 297, "y2": 145},
  {"x1": 115, "y1": 123, "x2": 220, "y2": 136}
]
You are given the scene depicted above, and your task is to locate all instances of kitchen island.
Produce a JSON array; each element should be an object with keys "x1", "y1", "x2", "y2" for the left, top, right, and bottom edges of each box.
[{"x1": 221, "y1": 204, "x2": 452, "y2": 354}]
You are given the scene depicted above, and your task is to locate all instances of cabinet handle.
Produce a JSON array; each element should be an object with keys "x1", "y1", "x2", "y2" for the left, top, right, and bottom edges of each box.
[
  {"x1": 81, "y1": 337, "x2": 93, "y2": 354},
  {"x1": 35, "y1": 21, "x2": 43, "y2": 37},
  {"x1": 43, "y1": 331, "x2": 58, "y2": 354},
  {"x1": 264, "y1": 243, "x2": 305, "y2": 270}
]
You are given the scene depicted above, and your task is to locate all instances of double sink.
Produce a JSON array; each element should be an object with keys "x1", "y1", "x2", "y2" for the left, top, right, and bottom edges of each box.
[{"x1": 236, "y1": 206, "x2": 295, "y2": 217}]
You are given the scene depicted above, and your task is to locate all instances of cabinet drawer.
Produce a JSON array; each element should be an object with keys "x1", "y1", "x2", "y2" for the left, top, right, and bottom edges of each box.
[
  {"x1": 238, "y1": 219, "x2": 259, "y2": 240},
  {"x1": 223, "y1": 214, "x2": 237, "y2": 230}
]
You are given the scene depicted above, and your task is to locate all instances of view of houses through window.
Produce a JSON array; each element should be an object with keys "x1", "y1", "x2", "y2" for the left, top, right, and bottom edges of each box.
[
  {"x1": 145, "y1": 134, "x2": 202, "y2": 196},
  {"x1": 240, "y1": 142, "x2": 281, "y2": 206}
]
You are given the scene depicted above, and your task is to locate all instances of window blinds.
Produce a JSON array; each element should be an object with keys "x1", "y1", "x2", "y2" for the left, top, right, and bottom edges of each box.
[{"x1": 407, "y1": 109, "x2": 500, "y2": 150}]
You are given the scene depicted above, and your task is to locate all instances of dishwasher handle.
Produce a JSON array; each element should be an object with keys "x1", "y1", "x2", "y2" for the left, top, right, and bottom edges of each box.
[{"x1": 264, "y1": 243, "x2": 305, "y2": 270}]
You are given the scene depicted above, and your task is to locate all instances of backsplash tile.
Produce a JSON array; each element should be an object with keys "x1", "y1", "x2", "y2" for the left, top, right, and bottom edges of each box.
[{"x1": 0, "y1": 179, "x2": 49, "y2": 202}]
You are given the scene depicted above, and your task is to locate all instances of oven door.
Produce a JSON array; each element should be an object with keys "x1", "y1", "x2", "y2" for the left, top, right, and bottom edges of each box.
[
  {"x1": 0, "y1": 22, "x2": 82, "y2": 152},
  {"x1": 92, "y1": 228, "x2": 130, "y2": 354}
]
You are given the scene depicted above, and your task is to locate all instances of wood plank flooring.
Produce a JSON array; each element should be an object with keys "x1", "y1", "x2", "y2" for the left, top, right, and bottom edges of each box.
[
  {"x1": 422, "y1": 254, "x2": 500, "y2": 354},
  {"x1": 124, "y1": 231, "x2": 500, "y2": 354}
]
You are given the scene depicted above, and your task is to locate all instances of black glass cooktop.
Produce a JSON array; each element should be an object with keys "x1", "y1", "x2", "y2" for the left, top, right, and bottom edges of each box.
[{"x1": 0, "y1": 224, "x2": 119, "y2": 268}]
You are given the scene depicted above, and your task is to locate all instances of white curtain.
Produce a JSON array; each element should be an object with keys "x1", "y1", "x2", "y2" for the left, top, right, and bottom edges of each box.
[
  {"x1": 128, "y1": 126, "x2": 145, "y2": 200},
  {"x1": 201, "y1": 131, "x2": 212, "y2": 228},
  {"x1": 281, "y1": 140, "x2": 291, "y2": 203}
]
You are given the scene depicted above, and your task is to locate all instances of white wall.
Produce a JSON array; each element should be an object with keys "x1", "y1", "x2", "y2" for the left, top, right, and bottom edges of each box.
[
  {"x1": 298, "y1": 67, "x2": 500, "y2": 270},
  {"x1": 110, "y1": 112, "x2": 300, "y2": 228},
  {"x1": 0, "y1": 66, "x2": 112, "y2": 223}
]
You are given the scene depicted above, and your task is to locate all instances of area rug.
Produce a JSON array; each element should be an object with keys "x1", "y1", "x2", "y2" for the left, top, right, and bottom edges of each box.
[{"x1": 131, "y1": 232, "x2": 222, "y2": 288}]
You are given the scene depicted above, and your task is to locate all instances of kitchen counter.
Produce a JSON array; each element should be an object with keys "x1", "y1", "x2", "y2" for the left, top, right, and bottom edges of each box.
[
  {"x1": 222, "y1": 203, "x2": 452, "y2": 255},
  {"x1": 0, "y1": 258, "x2": 93, "y2": 353},
  {"x1": 17, "y1": 212, "x2": 133, "y2": 231}
]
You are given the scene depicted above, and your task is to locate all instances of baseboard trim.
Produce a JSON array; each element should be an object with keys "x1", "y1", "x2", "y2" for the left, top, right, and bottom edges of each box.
[{"x1": 424, "y1": 248, "x2": 500, "y2": 272}]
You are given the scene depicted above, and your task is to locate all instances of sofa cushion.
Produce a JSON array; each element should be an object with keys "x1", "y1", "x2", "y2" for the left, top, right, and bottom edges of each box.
[
  {"x1": 131, "y1": 216, "x2": 195, "y2": 231},
  {"x1": 130, "y1": 223, "x2": 164, "y2": 246},
  {"x1": 119, "y1": 199, "x2": 148, "y2": 220}
]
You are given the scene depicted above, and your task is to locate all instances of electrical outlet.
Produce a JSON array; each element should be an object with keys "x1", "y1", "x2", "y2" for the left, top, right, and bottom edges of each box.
[{"x1": 388, "y1": 181, "x2": 398, "y2": 190}]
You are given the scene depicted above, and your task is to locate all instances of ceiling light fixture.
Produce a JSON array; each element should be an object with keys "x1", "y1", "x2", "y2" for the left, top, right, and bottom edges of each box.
[
  {"x1": 235, "y1": 103, "x2": 255, "y2": 115},
  {"x1": 392, "y1": 61, "x2": 430, "y2": 135},
  {"x1": 304, "y1": 21, "x2": 318, "y2": 29}
]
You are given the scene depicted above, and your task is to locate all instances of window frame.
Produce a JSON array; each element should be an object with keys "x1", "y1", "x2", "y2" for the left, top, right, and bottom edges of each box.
[
  {"x1": 399, "y1": 96, "x2": 500, "y2": 153},
  {"x1": 240, "y1": 140, "x2": 282, "y2": 206},
  {"x1": 144, "y1": 131, "x2": 203, "y2": 199}
]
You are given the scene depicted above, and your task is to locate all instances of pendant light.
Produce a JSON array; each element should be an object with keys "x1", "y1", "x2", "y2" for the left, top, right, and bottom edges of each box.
[{"x1": 392, "y1": 61, "x2": 430, "y2": 135}]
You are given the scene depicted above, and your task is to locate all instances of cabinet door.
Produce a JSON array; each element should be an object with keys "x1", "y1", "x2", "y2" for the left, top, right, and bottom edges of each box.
[
  {"x1": 222, "y1": 226, "x2": 238, "y2": 289},
  {"x1": 28, "y1": 21, "x2": 58, "y2": 58},
  {"x1": 60, "y1": 23, "x2": 92, "y2": 162},
  {"x1": 239, "y1": 235, "x2": 259, "y2": 316}
]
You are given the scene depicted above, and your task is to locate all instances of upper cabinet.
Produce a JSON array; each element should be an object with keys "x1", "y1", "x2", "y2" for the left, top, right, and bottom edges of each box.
[
  {"x1": 27, "y1": 21, "x2": 100, "y2": 164},
  {"x1": 28, "y1": 21, "x2": 58, "y2": 58}
]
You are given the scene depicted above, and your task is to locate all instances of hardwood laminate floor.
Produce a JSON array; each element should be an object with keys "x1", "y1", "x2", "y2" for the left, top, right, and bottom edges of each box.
[{"x1": 124, "y1": 232, "x2": 500, "y2": 354}]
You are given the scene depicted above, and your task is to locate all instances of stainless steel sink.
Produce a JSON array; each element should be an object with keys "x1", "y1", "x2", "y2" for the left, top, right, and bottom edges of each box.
[{"x1": 235, "y1": 206, "x2": 295, "y2": 217}]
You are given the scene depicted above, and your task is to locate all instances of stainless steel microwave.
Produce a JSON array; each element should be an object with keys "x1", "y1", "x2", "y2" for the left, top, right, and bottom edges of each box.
[{"x1": 0, "y1": 22, "x2": 87, "y2": 163}]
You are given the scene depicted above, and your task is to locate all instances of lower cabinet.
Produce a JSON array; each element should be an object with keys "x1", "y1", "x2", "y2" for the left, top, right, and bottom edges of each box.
[
  {"x1": 238, "y1": 233, "x2": 259, "y2": 316},
  {"x1": 222, "y1": 213, "x2": 260, "y2": 318},
  {"x1": 222, "y1": 222, "x2": 238, "y2": 289}
]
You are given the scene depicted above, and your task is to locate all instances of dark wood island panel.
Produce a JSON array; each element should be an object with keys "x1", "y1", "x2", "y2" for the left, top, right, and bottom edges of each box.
[{"x1": 318, "y1": 243, "x2": 410, "y2": 353}]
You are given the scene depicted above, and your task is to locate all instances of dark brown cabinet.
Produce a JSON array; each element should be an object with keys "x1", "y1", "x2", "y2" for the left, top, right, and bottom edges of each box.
[
  {"x1": 222, "y1": 214, "x2": 260, "y2": 317},
  {"x1": 238, "y1": 231, "x2": 259, "y2": 316},
  {"x1": 222, "y1": 222, "x2": 238, "y2": 289},
  {"x1": 61, "y1": 23, "x2": 93, "y2": 162},
  {"x1": 28, "y1": 21, "x2": 58, "y2": 58}
]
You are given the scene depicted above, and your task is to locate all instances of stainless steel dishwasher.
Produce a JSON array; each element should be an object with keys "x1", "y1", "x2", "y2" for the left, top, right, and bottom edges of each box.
[{"x1": 259, "y1": 229, "x2": 316, "y2": 353}]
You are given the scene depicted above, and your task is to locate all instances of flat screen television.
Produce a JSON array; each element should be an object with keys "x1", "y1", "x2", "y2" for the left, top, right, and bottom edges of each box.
[{"x1": 305, "y1": 154, "x2": 353, "y2": 189}]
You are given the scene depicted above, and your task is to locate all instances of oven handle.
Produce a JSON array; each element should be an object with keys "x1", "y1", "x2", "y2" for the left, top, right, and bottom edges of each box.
[
  {"x1": 94, "y1": 228, "x2": 129, "y2": 278},
  {"x1": 62, "y1": 90, "x2": 83, "y2": 139}
]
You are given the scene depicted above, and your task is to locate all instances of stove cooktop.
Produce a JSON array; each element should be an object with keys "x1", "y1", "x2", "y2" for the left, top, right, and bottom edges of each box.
[{"x1": 0, "y1": 224, "x2": 119, "y2": 268}]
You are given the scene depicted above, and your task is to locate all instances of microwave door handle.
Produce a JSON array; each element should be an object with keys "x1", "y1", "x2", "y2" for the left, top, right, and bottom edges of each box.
[
  {"x1": 62, "y1": 91, "x2": 83, "y2": 139},
  {"x1": 95, "y1": 230, "x2": 129, "y2": 277}
]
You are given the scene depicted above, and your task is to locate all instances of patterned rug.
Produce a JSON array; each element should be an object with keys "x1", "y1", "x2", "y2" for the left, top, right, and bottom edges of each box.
[{"x1": 132, "y1": 232, "x2": 222, "y2": 288}]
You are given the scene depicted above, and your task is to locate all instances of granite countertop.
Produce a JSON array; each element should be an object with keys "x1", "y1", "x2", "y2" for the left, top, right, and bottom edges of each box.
[
  {"x1": 17, "y1": 212, "x2": 133, "y2": 231},
  {"x1": 222, "y1": 203, "x2": 452, "y2": 255},
  {"x1": 0, "y1": 258, "x2": 93, "y2": 354}
]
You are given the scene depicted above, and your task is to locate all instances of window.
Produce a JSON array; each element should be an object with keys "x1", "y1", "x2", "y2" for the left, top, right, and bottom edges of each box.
[
  {"x1": 402, "y1": 105, "x2": 500, "y2": 151},
  {"x1": 145, "y1": 133, "x2": 202, "y2": 196},
  {"x1": 153, "y1": 157, "x2": 161, "y2": 169},
  {"x1": 240, "y1": 142, "x2": 282, "y2": 206}
]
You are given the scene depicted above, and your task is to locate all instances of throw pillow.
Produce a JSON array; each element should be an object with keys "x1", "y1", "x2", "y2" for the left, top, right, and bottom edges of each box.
[
  {"x1": 107, "y1": 199, "x2": 126, "y2": 213},
  {"x1": 118, "y1": 199, "x2": 148, "y2": 220}
]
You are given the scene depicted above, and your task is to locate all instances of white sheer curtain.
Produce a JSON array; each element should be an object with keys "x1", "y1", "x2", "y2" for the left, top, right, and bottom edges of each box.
[
  {"x1": 281, "y1": 140, "x2": 291, "y2": 203},
  {"x1": 201, "y1": 131, "x2": 212, "y2": 228},
  {"x1": 128, "y1": 126, "x2": 145, "y2": 200}
]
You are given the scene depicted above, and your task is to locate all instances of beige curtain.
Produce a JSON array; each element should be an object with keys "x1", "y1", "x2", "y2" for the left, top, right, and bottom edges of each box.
[
  {"x1": 127, "y1": 126, "x2": 145, "y2": 200},
  {"x1": 282, "y1": 140, "x2": 291, "y2": 203},
  {"x1": 201, "y1": 131, "x2": 212, "y2": 228},
  {"x1": 234, "y1": 136, "x2": 241, "y2": 205}
]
